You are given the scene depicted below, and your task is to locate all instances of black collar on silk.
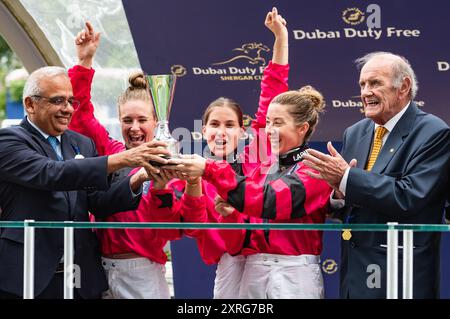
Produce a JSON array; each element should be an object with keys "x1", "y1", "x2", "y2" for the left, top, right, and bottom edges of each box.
[
  {"x1": 278, "y1": 143, "x2": 309, "y2": 167},
  {"x1": 204, "y1": 147, "x2": 238, "y2": 164}
]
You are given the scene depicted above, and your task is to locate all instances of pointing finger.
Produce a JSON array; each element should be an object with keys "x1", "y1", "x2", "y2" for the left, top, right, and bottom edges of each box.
[{"x1": 85, "y1": 21, "x2": 94, "y2": 35}]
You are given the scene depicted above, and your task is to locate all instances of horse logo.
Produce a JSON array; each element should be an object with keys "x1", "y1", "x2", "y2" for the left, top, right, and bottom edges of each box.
[{"x1": 212, "y1": 42, "x2": 270, "y2": 67}]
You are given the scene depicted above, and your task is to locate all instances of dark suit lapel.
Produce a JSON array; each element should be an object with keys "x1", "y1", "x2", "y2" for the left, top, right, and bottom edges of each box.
[
  {"x1": 371, "y1": 103, "x2": 418, "y2": 174},
  {"x1": 61, "y1": 133, "x2": 79, "y2": 219},
  {"x1": 61, "y1": 133, "x2": 76, "y2": 160},
  {"x1": 354, "y1": 123, "x2": 374, "y2": 170},
  {"x1": 20, "y1": 117, "x2": 60, "y2": 161}
]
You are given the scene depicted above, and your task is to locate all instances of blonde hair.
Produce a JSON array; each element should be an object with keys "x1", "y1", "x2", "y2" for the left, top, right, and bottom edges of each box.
[
  {"x1": 117, "y1": 71, "x2": 153, "y2": 116},
  {"x1": 271, "y1": 85, "x2": 325, "y2": 141}
]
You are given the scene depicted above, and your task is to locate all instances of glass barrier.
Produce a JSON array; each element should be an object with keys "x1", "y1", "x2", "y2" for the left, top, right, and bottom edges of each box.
[
  {"x1": 1, "y1": 221, "x2": 449, "y2": 231},
  {"x1": 3, "y1": 221, "x2": 449, "y2": 300}
]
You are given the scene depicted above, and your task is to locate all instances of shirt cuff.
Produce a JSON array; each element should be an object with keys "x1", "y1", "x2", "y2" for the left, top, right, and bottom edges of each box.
[
  {"x1": 130, "y1": 184, "x2": 142, "y2": 197},
  {"x1": 339, "y1": 167, "x2": 350, "y2": 195},
  {"x1": 329, "y1": 191, "x2": 345, "y2": 209}
]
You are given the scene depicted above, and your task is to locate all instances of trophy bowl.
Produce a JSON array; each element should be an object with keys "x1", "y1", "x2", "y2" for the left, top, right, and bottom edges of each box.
[{"x1": 146, "y1": 74, "x2": 180, "y2": 166}]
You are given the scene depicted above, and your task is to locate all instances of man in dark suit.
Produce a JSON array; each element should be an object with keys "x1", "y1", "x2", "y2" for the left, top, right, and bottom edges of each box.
[
  {"x1": 0, "y1": 66, "x2": 169, "y2": 299},
  {"x1": 303, "y1": 52, "x2": 450, "y2": 298}
]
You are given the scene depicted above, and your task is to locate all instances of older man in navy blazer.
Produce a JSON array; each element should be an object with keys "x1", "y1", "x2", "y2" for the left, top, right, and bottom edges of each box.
[
  {"x1": 0, "y1": 66, "x2": 169, "y2": 299},
  {"x1": 304, "y1": 52, "x2": 450, "y2": 298}
]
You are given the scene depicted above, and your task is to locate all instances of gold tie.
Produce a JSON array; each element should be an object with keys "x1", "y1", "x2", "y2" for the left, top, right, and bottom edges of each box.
[
  {"x1": 342, "y1": 126, "x2": 388, "y2": 241},
  {"x1": 365, "y1": 126, "x2": 388, "y2": 171}
]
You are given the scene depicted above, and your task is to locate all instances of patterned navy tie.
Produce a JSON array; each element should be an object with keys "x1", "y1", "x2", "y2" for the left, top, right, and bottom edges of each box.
[{"x1": 47, "y1": 136, "x2": 63, "y2": 161}]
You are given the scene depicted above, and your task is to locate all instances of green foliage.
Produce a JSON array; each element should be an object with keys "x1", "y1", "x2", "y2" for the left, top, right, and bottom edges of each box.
[
  {"x1": 0, "y1": 37, "x2": 21, "y2": 71},
  {"x1": 1, "y1": 36, "x2": 23, "y2": 121},
  {"x1": 165, "y1": 250, "x2": 172, "y2": 261},
  {"x1": 9, "y1": 79, "x2": 26, "y2": 102},
  {"x1": 0, "y1": 68, "x2": 5, "y2": 121},
  {"x1": 0, "y1": 88, "x2": 5, "y2": 120}
]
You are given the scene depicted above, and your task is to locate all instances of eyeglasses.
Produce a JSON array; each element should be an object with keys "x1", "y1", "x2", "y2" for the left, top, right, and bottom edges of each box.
[{"x1": 31, "y1": 95, "x2": 80, "y2": 108}]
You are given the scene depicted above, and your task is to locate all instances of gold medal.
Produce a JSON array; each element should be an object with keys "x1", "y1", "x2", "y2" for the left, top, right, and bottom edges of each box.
[{"x1": 342, "y1": 229, "x2": 352, "y2": 241}]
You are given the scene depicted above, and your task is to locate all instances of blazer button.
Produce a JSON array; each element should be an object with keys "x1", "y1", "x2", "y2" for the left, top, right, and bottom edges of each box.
[{"x1": 350, "y1": 241, "x2": 356, "y2": 248}]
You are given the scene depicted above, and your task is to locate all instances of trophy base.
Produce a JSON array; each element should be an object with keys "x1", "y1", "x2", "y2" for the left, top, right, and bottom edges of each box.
[{"x1": 150, "y1": 154, "x2": 179, "y2": 167}]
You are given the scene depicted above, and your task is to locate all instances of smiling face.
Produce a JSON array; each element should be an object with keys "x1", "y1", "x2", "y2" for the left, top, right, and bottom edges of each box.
[
  {"x1": 202, "y1": 106, "x2": 243, "y2": 158},
  {"x1": 265, "y1": 103, "x2": 308, "y2": 155},
  {"x1": 25, "y1": 74, "x2": 74, "y2": 136},
  {"x1": 359, "y1": 57, "x2": 410, "y2": 125},
  {"x1": 119, "y1": 99, "x2": 155, "y2": 149}
]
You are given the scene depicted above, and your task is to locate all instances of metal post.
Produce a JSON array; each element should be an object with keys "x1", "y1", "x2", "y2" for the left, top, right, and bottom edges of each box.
[
  {"x1": 386, "y1": 222, "x2": 398, "y2": 299},
  {"x1": 64, "y1": 221, "x2": 74, "y2": 299},
  {"x1": 23, "y1": 219, "x2": 35, "y2": 299},
  {"x1": 402, "y1": 230, "x2": 414, "y2": 299}
]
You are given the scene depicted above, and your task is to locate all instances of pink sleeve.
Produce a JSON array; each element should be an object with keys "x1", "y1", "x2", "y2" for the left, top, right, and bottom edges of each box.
[
  {"x1": 217, "y1": 210, "x2": 247, "y2": 256},
  {"x1": 141, "y1": 187, "x2": 182, "y2": 241},
  {"x1": 180, "y1": 194, "x2": 208, "y2": 223},
  {"x1": 125, "y1": 173, "x2": 183, "y2": 240},
  {"x1": 181, "y1": 192, "x2": 211, "y2": 239},
  {"x1": 203, "y1": 160, "x2": 331, "y2": 221},
  {"x1": 178, "y1": 190, "x2": 227, "y2": 265},
  {"x1": 252, "y1": 61, "x2": 290, "y2": 130},
  {"x1": 242, "y1": 62, "x2": 290, "y2": 166},
  {"x1": 295, "y1": 164, "x2": 332, "y2": 217},
  {"x1": 68, "y1": 65, "x2": 125, "y2": 156}
]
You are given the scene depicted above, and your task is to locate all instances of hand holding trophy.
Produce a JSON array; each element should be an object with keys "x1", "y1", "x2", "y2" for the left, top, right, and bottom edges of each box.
[{"x1": 146, "y1": 74, "x2": 179, "y2": 165}]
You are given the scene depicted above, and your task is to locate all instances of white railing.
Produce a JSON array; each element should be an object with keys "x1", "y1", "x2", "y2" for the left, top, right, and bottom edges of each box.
[
  {"x1": 23, "y1": 220, "x2": 75, "y2": 299},
  {"x1": 20, "y1": 221, "x2": 416, "y2": 299}
]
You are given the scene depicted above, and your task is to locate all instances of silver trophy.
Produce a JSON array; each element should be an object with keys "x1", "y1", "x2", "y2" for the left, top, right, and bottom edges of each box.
[{"x1": 146, "y1": 74, "x2": 179, "y2": 164}]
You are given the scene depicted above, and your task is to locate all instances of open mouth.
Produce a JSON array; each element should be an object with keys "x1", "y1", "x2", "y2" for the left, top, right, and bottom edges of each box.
[
  {"x1": 214, "y1": 139, "x2": 227, "y2": 147},
  {"x1": 269, "y1": 135, "x2": 280, "y2": 145},
  {"x1": 365, "y1": 99, "x2": 380, "y2": 108},
  {"x1": 129, "y1": 135, "x2": 145, "y2": 143},
  {"x1": 55, "y1": 116, "x2": 70, "y2": 124}
]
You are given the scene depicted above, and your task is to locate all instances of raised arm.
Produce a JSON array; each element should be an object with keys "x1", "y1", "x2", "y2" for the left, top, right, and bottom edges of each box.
[
  {"x1": 68, "y1": 21, "x2": 125, "y2": 156},
  {"x1": 252, "y1": 7, "x2": 289, "y2": 131},
  {"x1": 244, "y1": 8, "x2": 290, "y2": 167}
]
